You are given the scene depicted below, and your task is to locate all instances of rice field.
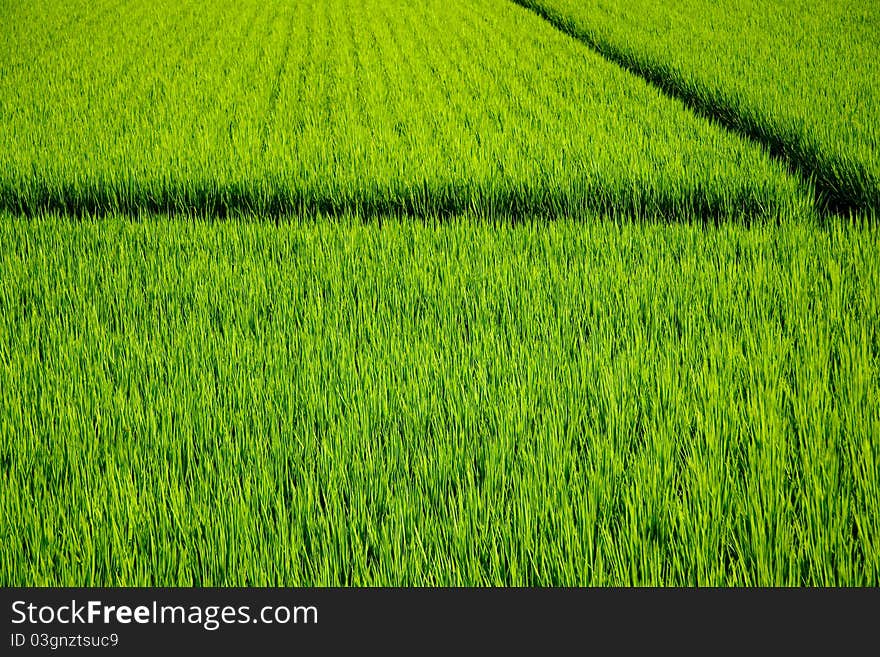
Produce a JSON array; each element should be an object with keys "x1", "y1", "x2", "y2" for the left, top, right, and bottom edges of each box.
[
  {"x1": 1, "y1": 0, "x2": 878, "y2": 586},
  {"x1": 512, "y1": 0, "x2": 880, "y2": 214},
  {"x1": 2, "y1": 213, "x2": 878, "y2": 586},
  {"x1": 0, "y1": 0, "x2": 809, "y2": 218}
]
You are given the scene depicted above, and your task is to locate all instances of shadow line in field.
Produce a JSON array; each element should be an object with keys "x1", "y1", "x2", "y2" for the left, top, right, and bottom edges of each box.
[
  {"x1": 508, "y1": 0, "x2": 876, "y2": 217},
  {"x1": 0, "y1": 179, "x2": 793, "y2": 223}
]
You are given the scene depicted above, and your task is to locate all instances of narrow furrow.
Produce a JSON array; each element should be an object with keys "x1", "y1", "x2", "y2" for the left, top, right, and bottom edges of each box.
[{"x1": 260, "y1": 6, "x2": 298, "y2": 158}]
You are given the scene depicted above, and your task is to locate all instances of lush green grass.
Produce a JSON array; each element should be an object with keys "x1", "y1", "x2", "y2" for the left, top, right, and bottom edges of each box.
[
  {"x1": 1, "y1": 0, "x2": 877, "y2": 588},
  {"x1": 0, "y1": 0, "x2": 810, "y2": 218},
  {"x1": 1, "y1": 213, "x2": 877, "y2": 585},
  {"x1": 512, "y1": 0, "x2": 880, "y2": 214}
]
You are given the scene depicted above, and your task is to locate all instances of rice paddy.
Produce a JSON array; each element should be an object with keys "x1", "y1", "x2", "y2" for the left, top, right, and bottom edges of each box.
[{"x1": 1, "y1": 0, "x2": 877, "y2": 586}]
